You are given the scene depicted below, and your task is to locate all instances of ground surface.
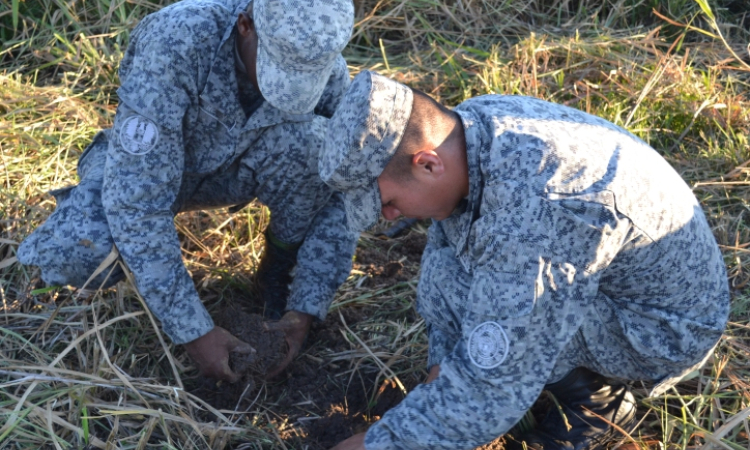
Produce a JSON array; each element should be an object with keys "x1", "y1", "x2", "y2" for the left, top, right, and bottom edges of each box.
[
  {"x1": 185, "y1": 227, "x2": 513, "y2": 449},
  {"x1": 186, "y1": 227, "x2": 426, "y2": 449}
]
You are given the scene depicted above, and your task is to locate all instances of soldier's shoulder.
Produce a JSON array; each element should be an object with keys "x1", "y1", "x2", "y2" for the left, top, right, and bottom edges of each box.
[
  {"x1": 456, "y1": 95, "x2": 633, "y2": 139},
  {"x1": 133, "y1": 0, "x2": 233, "y2": 44},
  {"x1": 455, "y1": 95, "x2": 552, "y2": 117}
]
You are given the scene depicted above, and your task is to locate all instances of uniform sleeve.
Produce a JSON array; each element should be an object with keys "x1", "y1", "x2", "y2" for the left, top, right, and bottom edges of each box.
[
  {"x1": 313, "y1": 55, "x2": 350, "y2": 119},
  {"x1": 364, "y1": 198, "x2": 625, "y2": 450},
  {"x1": 419, "y1": 227, "x2": 460, "y2": 368},
  {"x1": 286, "y1": 191, "x2": 358, "y2": 319},
  {"x1": 250, "y1": 117, "x2": 357, "y2": 319},
  {"x1": 103, "y1": 103, "x2": 213, "y2": 344},
  {"x1": 103, "y1": 22, "x2": 215, "y2": 344},
  {"x1": 426, "y1": 324, "x2": 455, "y2": 369}
]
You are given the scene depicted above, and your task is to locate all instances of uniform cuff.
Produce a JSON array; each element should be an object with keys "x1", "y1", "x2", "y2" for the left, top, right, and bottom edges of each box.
[
  {"x1": 286, "y1": 286, "x2": 330, "y2": 320},
  {"x1": 427, "y1": 326, "x2": 455, "y2": 368},
  {"x1": 161, "y1": 304, "x2": 215, "y2": 344}
]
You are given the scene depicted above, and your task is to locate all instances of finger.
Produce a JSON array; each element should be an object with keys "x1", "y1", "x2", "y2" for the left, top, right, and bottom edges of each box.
[
  {"x1": 263, "y1": 320, "x2": 289, "y2": 332},
  {"x1": 225, "y1": 334, "x2": 256, "y2": 354},
  {"x1": 265, "y1": 333, "x2": 299, "y2": 379},
  {"x1": 284, "y1": 341, "x2": 299, "y2": 359},
  {"x1": 231, "y1": 341, "x2": 256, "y2": 355},
  {"x1": 219, "y1": 359, "x2": 241, "y2": 383},
  {"x1": 225, "y1": 370, "x2": 241, "y2": 383}
]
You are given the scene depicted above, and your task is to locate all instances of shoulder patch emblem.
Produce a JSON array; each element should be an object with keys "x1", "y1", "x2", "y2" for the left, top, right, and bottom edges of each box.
[
  {"x1": 119, "y1": 115, "x2": 160, "y2": 155},
  {"x1": 468, "y1": 321, "x2": 509, "y2": 369}
]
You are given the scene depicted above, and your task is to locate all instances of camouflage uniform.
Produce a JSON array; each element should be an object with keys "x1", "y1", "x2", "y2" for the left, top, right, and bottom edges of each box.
[
  {"x1": 18, "y1": 0, "x2": 358, "y2": 344},
  {"x1": 320, "y1": 71, "x2": 729, "y2": 450}
]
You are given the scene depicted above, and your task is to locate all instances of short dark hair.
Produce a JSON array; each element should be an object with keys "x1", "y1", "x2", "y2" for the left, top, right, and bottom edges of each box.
[
  {"x1": 382, "y1": 142, "x2": 416, "y2": 183},
  {"x1": 381, "y1": 88, "x2": 453, "y2": 183}
]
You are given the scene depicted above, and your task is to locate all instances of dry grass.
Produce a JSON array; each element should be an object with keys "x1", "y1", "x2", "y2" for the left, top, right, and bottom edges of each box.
[{"x1": 2, "y1": 0, "x2": 750, "y2": 448}]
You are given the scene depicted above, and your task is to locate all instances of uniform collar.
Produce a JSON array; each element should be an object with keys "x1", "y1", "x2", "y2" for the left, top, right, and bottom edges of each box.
[
  {"x1": 190, "y1": 0, "x2": 254, "y2": 131},
  {"x1": 199, "y1": 33, "x2": 246, "y2": 131},
  {"x1": 203, "y1": 25, "x2": 314, "y2": 132},
  {"x1": 244, "y1": 100, "x2": 314, "y2": 129},
  {"x1": 457, "y1": 108, "x2": 484, "y2": 220},
  {"x1": 434, "y1": 108, "x2": 485, "y2": 267}
]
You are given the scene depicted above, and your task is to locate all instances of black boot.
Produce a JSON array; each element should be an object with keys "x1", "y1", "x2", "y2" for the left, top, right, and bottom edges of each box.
[
  {"x1": 508, "y1": 368, "x2": 636, "y2": 450},
  {"x1": 254, "y1": 231, "x2": 299, "y2": 320}
]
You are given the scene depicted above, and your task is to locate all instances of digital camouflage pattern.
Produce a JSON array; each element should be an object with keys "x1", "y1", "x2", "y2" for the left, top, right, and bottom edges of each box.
[
  {"x1": 255, "y1": 0, "x2": 354, "y2": 114},
  {"x1": 320, "y1": 80, "x2": 729, "y2": 449},
  {"x1": 18, "y1": 0, "x2": 358, "y2": 344},
  {"x1": 320, "y1": 71, "x2": 413, "y2": 231}
]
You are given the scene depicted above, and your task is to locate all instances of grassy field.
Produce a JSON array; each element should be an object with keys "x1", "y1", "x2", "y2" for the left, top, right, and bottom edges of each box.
[{"x1": 1, "y1": 0, "x2": 750, "y2": 448}]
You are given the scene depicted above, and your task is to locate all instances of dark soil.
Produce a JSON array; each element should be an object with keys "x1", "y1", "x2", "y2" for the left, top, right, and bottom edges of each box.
[
  {"x1": 352, "y1": 226, "x2": 427, "y2": 287},
  {"x1": 188, "y1": 308, "x2": 287, "y2": 410},
  {"x1": 219, "y1": 307, "x2": 287, "y2": 376},
  {"x1": 275, "y1": 309, "x2": 414, "y2": 448},
  {"x1": 188, "y1": 228, "x2": 509, "y2": 449}
]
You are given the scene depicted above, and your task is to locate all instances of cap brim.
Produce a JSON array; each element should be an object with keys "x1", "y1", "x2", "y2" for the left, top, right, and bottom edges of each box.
[
  {"x1": 342, "y1": 181, "x2": 382, "y2": 233},
  {"x1": 256, "y1": 43, "x2": 332, "y2": 115}
]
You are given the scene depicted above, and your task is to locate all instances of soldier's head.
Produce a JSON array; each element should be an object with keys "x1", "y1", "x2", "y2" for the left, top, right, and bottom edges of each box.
[
  {"x1": 320, "y1": 71, "x2": 468, "y2": 232},
  {"x1": 236, "y1": 0, "x2": 354, "y2": 115}
]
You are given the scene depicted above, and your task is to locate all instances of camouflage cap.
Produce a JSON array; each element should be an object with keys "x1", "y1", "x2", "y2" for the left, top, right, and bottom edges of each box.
[
  {"x1": 254, "y1": 0, "x2": 354, "y2": 114},
  {"x1": 319, "y1": 71, "x2": 414, "y2": 231}
]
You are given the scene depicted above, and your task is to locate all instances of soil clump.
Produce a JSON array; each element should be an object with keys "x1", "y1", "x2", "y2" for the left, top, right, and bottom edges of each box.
[
  {"x1": 219, "y1": 307, "x2": 287, "y2": 376},
  {"x1": 189, "y1": 307, "x2": 286, "y2": 410}
]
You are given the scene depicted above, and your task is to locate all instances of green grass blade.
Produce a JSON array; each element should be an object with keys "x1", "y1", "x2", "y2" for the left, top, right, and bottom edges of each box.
[
  {"x1": 11, "y1": 0, "x2": 19, "y2": 32},
  {"x1": 693, "y1": 0, "x2": 715, "y2": 21}
]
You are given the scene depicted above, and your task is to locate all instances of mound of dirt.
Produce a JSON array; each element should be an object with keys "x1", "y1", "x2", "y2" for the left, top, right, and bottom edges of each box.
[
  {"x1": 218, "y1": 307, "x2": 286, "y2": 376},
  {"x1": 189, "y1": 308, "x2": 287, "y2": 410},
  {"x1": 268, "y1": 307, "x2": 412, "y2": 449}
]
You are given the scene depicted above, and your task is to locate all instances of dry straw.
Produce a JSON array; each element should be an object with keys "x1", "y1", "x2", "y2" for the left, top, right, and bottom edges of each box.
[{"x1": 1, "y1": 0, "x2": 749, "y2": 448}]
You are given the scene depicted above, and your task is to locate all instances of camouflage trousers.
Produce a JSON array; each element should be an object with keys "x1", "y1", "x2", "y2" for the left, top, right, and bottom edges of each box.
[{"x1": 18, "y1": 132, "x2": 125, "y2": 290}]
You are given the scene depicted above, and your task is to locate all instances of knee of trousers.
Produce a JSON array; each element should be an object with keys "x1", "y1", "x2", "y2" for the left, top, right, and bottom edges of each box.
[{"x1": 17, "y1": 181, "x2": 123, "y2": 289}]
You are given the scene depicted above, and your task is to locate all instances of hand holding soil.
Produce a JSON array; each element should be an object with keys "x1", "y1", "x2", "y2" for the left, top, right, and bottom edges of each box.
[
  {"x1": 216, "y1": 308, "x2": 313, "y2": 379},
  {"x1": 188, "y1": 232, "x2": 428, "y2": 448},
  {"x1": 264, "y1": 310, "x2": 314, "y2": 378},
  {"x1": 217, "y1": 307, "x2": 288, "y2": 377},
  {"x1": 183, "y1": 326, "x2": 255, "y2": 383}
]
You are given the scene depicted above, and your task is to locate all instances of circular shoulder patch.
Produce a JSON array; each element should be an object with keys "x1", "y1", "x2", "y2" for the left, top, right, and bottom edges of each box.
[
  {"x1": 468, "y1": 321, "x2": 510, "y2": 369},
  {"x1": 119, "y1": 115, "x2": 160, "y2": 155}
]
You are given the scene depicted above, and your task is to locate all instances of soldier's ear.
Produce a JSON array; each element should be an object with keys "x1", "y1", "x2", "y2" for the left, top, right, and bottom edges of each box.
[{"x1": 412, "y1": 151, "x2": 444, "y2": 178}]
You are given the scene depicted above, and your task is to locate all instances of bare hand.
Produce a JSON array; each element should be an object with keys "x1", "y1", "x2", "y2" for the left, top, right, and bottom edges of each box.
[
  {"x1": 329, "y1": 432, "x2": 366, "y2": 450},
  {"x1": 425, "y1": 364, "x2": 441, "y2": 383},
  {"x1": 183, "y1": 326, "x2": 255, "y2": 383},
  {"x1": 264, "y1": 310, "x2": 313, "y2": 378}
]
